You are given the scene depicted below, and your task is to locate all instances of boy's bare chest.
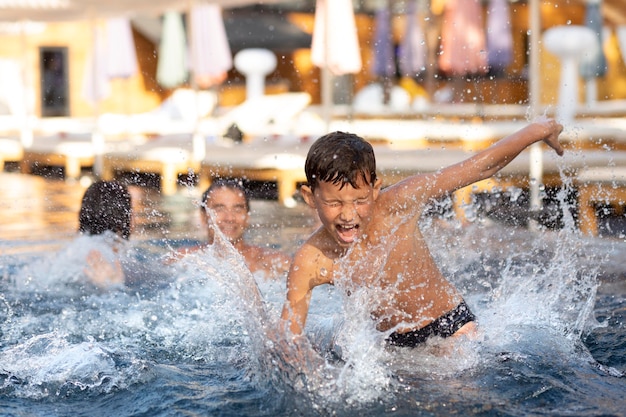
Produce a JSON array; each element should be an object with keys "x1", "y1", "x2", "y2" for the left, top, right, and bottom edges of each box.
[{"x1": 336, "y1": 233, "x2": 399, "y2": 288}]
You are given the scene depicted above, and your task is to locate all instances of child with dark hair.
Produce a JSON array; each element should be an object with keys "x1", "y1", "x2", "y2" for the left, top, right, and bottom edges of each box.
[
  {"x1": 281, "y1": 118, "x2": 564, "y2": 347},
  {"x1": 78, "y1": 181, "x2": 133, "y2": 288},
  {"x1": 15, "y1": 181, "x2": 139, "y2": 292},
  {"x1": 79, "y1": 180, "x2": 132, "y2": 239}
]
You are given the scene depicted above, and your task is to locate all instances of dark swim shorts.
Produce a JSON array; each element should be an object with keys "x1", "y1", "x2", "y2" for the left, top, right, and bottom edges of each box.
[{"x1": 386, "y1": 300, "x2": 476, "y2": 347}]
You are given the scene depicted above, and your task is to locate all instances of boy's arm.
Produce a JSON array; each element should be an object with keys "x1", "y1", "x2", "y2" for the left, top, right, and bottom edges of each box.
[
  {"x1": 280, "y1": 247, "x2": 319, "y2": 336},
  {"x1": 394, "y1": 118, "x2": 564, "y2": 202}
]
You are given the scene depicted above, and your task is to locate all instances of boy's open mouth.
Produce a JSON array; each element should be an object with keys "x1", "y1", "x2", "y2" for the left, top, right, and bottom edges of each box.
[{"x1": 336, "y1": 223, "x2": 359, "y2": 243}]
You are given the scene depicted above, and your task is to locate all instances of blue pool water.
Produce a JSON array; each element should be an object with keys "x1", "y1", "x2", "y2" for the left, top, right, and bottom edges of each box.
[
  {"x1": 1, "y1": 171, "x2": 625, "y2": 416},
  {"x1": 1, "y1": 218, "x2": 625, "y2": 416}
]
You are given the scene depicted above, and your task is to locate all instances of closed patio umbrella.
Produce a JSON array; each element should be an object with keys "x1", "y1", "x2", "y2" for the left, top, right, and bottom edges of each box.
[
  {"x1": 83, "y1": 18, "x2": 139, "y2": 177},
  {"x1": 81, "y1": 23, "x2": 109, "y2": 177},
  {"x1": 189, "y1": 3, "x2": 232, "y2": 161},
  {"x1": 189, "y1": 3, "x2": 232, "y2": 89},
  {"x1": 438, "y1": 0, "x2": 488, "y2": 77},
  {"x1": 486, "y1": 0, "x2": 513, "y2": 74},
  {"x1": 105, "y1": 17, "x2": 138, "y2": 80},
  {"x1": 156, "y1": 11, "x2": 188, "y2": 89},
  {"x1": 311, "y1": 0, "x2": 362, "y2": 127},
  {"x1": 579, "y1": 0, "x2": 607, "y2": 104},
  {"x1": 372, "y1": 5, "x2": 395, "y2": 78},
  {"x1": 82, "y1": 23, "x2": 109, "y2": 105},
  {"x1": 311, "y1": 0, "x2": 362, "y2": 76},
  {"x1": 398, "y1": 0, "x2": 427, "y2": 77}
]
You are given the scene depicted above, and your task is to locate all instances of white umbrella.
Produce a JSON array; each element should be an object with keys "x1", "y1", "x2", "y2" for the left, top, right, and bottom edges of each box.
[
  {"x1": 82, "y1": 18, "x2": 139, "y2": 177},
  {"x1": 189, "y1": 3, "x2": 232, "y2": 89},
  {"x1": 189, "y1": 3, "x2": 232, "y2": 161},
  {"x1": 81, "y1": 23, "x2": 110, "y2": 177},
  {"x1": 311, "y1": 0, "x2": 361, "y2": 76},
  {"x1": 106, "y1": 17, "x2": 138, "y2": 79},
  {"x1": 311, "y1": 0, "x2": 362, "y2": 127},
  {"x1": 82, "y1": 23, "x2": 110, "y2": 106}
]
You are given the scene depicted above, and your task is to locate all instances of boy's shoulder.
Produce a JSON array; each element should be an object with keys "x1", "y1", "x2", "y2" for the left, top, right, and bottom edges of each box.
[
  {"x1": 291, "y1": 234, "x2": 336, "y2": 286},
  {"x1": 376, "y1": 175, "x2": 432, "y2": 212},
  {"x1": 294, "y1": 229, "x2": 338, "y2": 263}
]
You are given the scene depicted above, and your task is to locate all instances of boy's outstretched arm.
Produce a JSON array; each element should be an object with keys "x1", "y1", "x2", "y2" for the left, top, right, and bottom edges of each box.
[
  {"x1": 461, "y1": 117, "x2": 564, "y2": 179},
  {"x1": 395, "y1": 117, "x2": 564, "y2": 201}
]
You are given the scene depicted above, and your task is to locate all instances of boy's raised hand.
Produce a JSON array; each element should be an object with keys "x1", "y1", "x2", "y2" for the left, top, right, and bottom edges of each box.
[{"x1": 534, "y1": 116, "x2": 564, "y2": 156}]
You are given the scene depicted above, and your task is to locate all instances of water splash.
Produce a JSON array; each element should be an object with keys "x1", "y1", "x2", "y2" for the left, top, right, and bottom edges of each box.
[
  {"x1": 1, "y1": 185, "x2": 623, "y2": 413},
  {"x1": 0, "y1": 332, "x2": 149, "y2": 399}
]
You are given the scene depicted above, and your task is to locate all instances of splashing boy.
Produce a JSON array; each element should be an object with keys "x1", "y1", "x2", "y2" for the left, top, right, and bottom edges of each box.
[{"x1": 281, "y1": 118, "x2": 564, "y2": 347}]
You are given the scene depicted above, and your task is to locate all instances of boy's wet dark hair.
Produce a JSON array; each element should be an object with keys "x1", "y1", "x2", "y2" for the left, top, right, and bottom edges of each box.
[
  {"x1": 305, "y1": 131, "x2": 377, "y2": 191},
  {"x1": 79, "y1": 181, "x2": 132, "y2": 239},
  {"x1": 201, "y1": 178, "x2": 250, "y2": 211}
]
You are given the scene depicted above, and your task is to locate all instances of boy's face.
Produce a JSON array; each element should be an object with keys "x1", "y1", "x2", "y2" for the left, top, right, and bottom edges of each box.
[
  {"x1": 301, "y1": 176, "x2": 381, "y2": 248},
  {"x1": 203, "y1": 187, "x2": 249, "y2": 244}
]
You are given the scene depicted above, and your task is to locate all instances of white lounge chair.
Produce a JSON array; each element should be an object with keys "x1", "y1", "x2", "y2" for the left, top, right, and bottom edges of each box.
[
  {"x1": 102, "y1": 93, "x2": 313, "y2": 196},
  {"x1": 102, "y1": 134, "x2": 198, "y2": 195},
  {"x1": 200, "y1": 92, "x2": 312, "y2": 139},
  {"x1": 201, "y1": 139, "x2": 309, "y2": 206},
  {"x1": 577, "y1": 165, "x2": 626, "y2": 236},
  {"x1": 98, "y1": 88, "x2": 217, "y2": 137},
  {"x1": 21, "y1": 132, "x2": 136, "y2": 180},
  {"x1": 0, "y1": 136, "x2": 23, "y2": 170}
]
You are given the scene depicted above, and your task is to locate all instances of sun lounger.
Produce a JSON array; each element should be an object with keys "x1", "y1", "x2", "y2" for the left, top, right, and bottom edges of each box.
[
  {"x1": 329, "y1": 119, "x2": 527, "y2": 150},
  {"x1": 102, "y1": 134, "x2": 199, "y2": 195},
  {"x1": 101, "y1": 93, "x2": 313, "y2": 197},
  {"x1": 0, "y1": 136, "x2": 23, "y2": 170},
  {"x1": 98, "y1": 89, "x2": 217, "y2": 137},
  {"x1": 20, "y1": 132, "x2": 136, "y2": 180},
  {"x1": 200, "y1": 92, "x2": 312, "y2": 139},
  {"x1": 375, "y1": 146, "x2": 626, "y2": 223},
  {"x1": 201, "y1": 140, "x2": 309, "y2": 206},
  {"x1": 20, "y1": 133, "x2": 98, "y2": 179}
]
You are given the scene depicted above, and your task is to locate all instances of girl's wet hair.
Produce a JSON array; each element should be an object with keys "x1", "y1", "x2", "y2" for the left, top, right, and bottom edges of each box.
[
  {"x1": 201, "y1": 178, "x2": 250, "y2": 211},
  {"x1": 305, "y1": 131, "x2": 377, "y2": 191},
  {"x1": 79, "y1": 181, "x2": 132, "y2": 239}
]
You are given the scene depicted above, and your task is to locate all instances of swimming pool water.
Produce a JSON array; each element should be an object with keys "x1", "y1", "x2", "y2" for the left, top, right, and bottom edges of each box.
[{"x1": 1, "y1": 173, "x2": 625, "y2": 416}]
